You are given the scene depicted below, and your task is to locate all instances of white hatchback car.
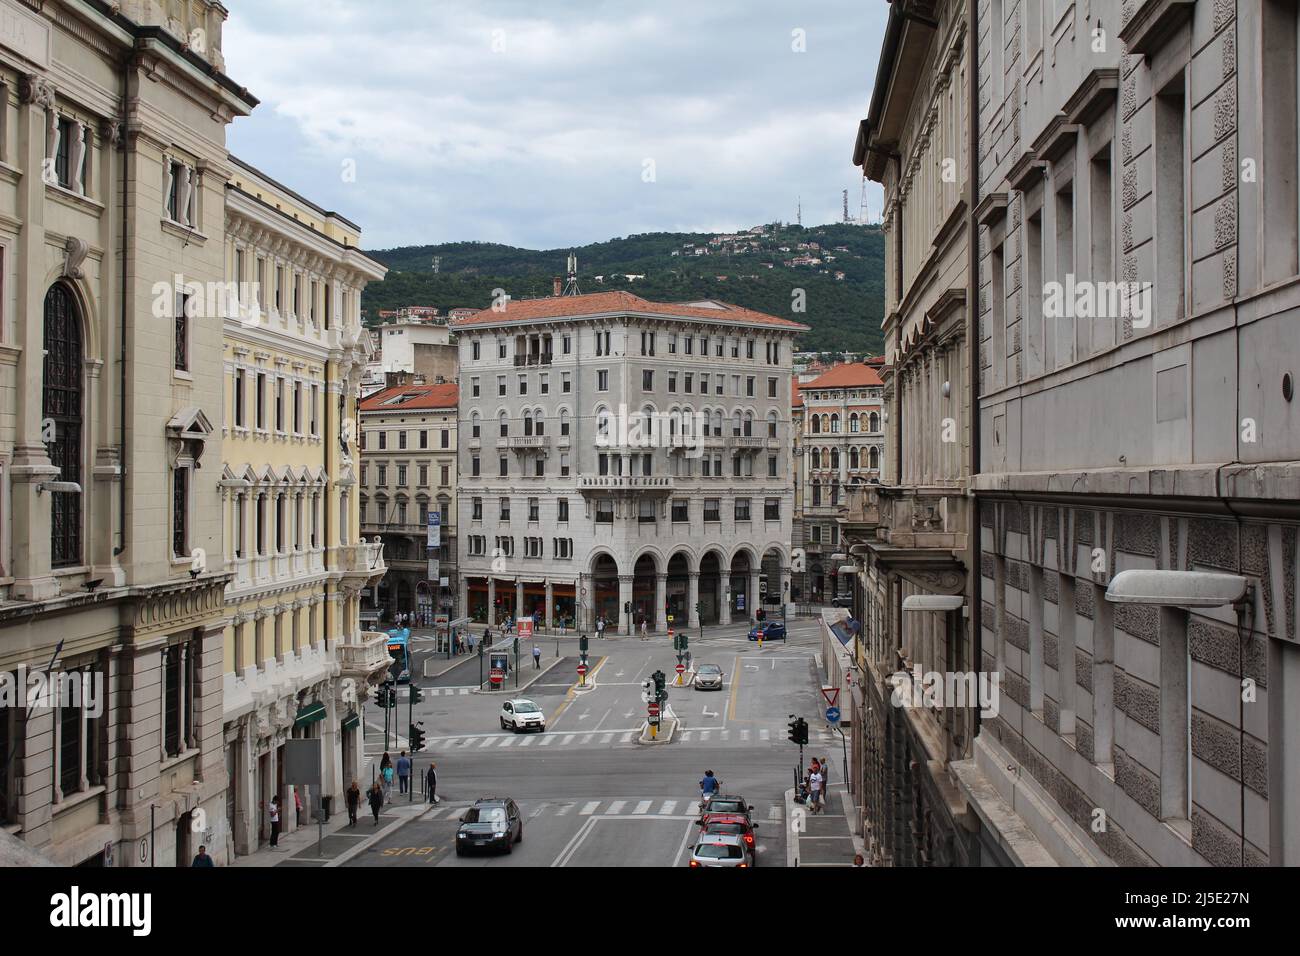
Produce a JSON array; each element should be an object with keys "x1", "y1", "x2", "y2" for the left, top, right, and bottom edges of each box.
[
  {"x1": 500, "y1": 698, "x2": 546, "y2": 733},
  {"x1": 688, "y1": 833, "x2": 753, "y2": 868}
]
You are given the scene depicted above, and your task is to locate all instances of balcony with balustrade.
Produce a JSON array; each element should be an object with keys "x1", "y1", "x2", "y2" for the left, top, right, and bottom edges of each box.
[{"x1": 578, "y1": 474, "x2": 675, "y2": 497}]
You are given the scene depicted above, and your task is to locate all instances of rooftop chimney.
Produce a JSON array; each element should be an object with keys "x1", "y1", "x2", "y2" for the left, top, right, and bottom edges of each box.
[{"x1": 553, "y1": 276, "x2": 563, "y2": 297}]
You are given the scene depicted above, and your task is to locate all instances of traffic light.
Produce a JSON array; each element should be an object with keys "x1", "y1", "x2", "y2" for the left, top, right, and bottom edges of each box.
[
  {"x1": 624, "y1": 601, "x2": 632, "y2": 614},
  {"x1": 387, "y1": 686, "x2": 399, "y2": 709},
  {"x1": 409, "y1": 722, "x2": 426, "y2": 752},
  {"x1": 409, "y1": 684, "x2": 424, "y2": 706},
  {"x1": 695, "y1": 602, "x2": 701, "y2": 614},
  {"x1": 642, "y1": 678, "x2": 654, "y2": 698},
  {"x1": 652, "y1": 670, "x2": 667, "y2": 704},
  {"x1": 787, "y1": 717, "x2": 808, "y2": 746},
  {"x1": 579, "y1": 634, "x2": 589, "y2": 653},
  {"x1": 679, "y1": 634, "x2": 688, "y2": 652}
]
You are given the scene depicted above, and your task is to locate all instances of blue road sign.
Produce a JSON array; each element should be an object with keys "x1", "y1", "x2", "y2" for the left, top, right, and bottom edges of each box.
[{"x1": 825, "y1": 706, "x2": 841, "y2": 724}]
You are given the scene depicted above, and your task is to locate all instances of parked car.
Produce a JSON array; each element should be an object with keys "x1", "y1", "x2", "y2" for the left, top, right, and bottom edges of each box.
[
  {"x1": 500, "y1": 699, "x2": 546, "y2": 733},
  {"x1": 694, "y1": 664, "x2": 724, "y2": 691},
  {"x1": 700, "y1": 815, "x2": 758, "y2": 854},
  {"x1": 747, "y1": 621, "x2": 787, "y2": 642},
  {"x1": 699, "y1": 794, "x2": 756, "y2": 826},
  {"x1": 688, "y1": 833, "x2": 752, "y2": 867},
  {"x1": 455, "y1": 798, "x2": 523, "y2": 855},
  {"x1": 830, "y1": 596, "x2": 854, "y2": 608}
]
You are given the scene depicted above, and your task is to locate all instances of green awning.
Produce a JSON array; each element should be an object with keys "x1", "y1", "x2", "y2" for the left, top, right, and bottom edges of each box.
[
  {"x1": 340, "y1": 711, "x2": 360, "y2": 732},
  {"x1": 294, "y1": 701, "x2": 327, "y2": 728}
]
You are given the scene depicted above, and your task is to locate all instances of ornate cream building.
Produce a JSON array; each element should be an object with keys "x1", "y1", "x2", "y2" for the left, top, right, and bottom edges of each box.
[
  {"x1": 0, "y1": 0, "x2": 255, "y2": 866},
  {"x1": 220, "y1": 158, "x2": 388, "y2": 859}
]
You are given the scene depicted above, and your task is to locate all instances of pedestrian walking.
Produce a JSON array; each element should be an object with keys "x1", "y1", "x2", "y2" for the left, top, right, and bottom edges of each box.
[
  {"x1": 532, "y1": 644, "x2": 541, "y2": 669},
  {"x1": 367, "y1": 782, "x2": 384, "y2": 824},
  {"x1": 396, "y1": 750, "x2": 411, "y2": 795},
  {"x1": 294, "y1": 787, "x2": 304, "y2": 827},
  {"x1": 381, "y1": 762, "x2": 395, "y2": 803},
  {"x1": 380, "y1": 751, "x2": 392, "y2": 773},
  {"x1": 640, "y1": 618, "x2": 648, "y2": 640},
  {"x1": 596, "y1": 616, "x2": 605, "y2": 639},
  {"x1": 268, "y1": 795, "x2": 282, "y2": 848},
  {"x1": 191, "y1": 845, "x2": 215, "y2": 867},
  {"x1": 808, "y1": 767, "x2": 825, "y2": 814},
  {"x1": 346, "y1": 779, "x2": 361, "y2": 827},
  {"x1": 820, "y1": 757, "x2": 831, "y2": 796},
  {"x1": 425, "y1": 762, "x2": 438, "y2": 804}
]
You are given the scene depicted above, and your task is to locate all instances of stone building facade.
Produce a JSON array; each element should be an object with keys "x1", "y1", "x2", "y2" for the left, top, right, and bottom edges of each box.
[
  {"x1": 452, "y1": 291, "x2": 805, "y2": 634},
  {"x1": 359, "y1": 381, "x2": 459, "y2": 625},
  {"x1": 0, "y1": 0, "x2": 255, "y2": 866},
  {"x1": 852, "y1": 0, "x2": 982, "y2": 865},
  {"x1": 218, "y1": 158, "x2": 388, "y2": 859},
  {"x1": 961, "y1": 0, "x2": 1300, "y2": 866}
]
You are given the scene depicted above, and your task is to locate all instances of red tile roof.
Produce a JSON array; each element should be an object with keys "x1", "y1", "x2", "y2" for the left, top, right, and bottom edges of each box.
[
  {"x1": 791, "y1": 379, "x2": 804, "y2": 408},
  {"x1": 799, "y1": 362, "x2": 883, "y2": 390},
  {"x1": 360, "y1": 382, "x2": 459, "y2": 412},
  {"x1": 448, "y1": 290, "x2": 809, "y2": 332}
]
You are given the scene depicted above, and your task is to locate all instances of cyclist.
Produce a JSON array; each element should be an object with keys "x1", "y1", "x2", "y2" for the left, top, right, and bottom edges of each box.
[{"x1": 699, "y1": 769, "x2": 721, "y2": 808}]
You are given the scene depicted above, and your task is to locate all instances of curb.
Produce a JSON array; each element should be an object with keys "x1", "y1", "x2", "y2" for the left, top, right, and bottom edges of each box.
[
  {"x1": 637, "y1": 716, "x2": 677, "y2": 744},
  {"x1": 785, "y1": 787, "x2": 799, "y2": 868},
  {"x1": 326, "y1": 803, "x2": 434, "y2": 868},
  {"x1": 471, "y1": 655, "x2": 563, "y2": 695}
]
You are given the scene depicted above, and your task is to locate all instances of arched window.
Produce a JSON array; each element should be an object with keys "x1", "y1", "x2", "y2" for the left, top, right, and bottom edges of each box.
[
  {"x1": 743, "y1": 411, "x2": 753, "y2": 437},
  {"x1": 44, "y1": 283, "x2": 83, "y2": 567},
  {"x1": 767, "y1": 410, "x2": 778, "y2": 439},
  {"x1": 830, "y1": 414, "x2": 840, "y2": 434},
  {"x1": 523, "y1": 410, "x2": 534, "y2": 436},
  {"x1": 869, "y1": 446, "x2": 880, "y2": 469},
  {"x1": 559, "y1": 408, "x2": 570, "y2": 436},
  {"x1": 732, "y1": 410, "x2": 742, "y2": 437},
  {"x1": 534, "y1": 408, "x2": 545, "y2": 436},
  {"x1": 820, "y1": 414, "x2": 830, "y2": 433},
  {"x1": 830, "y1": 448, "x2": 840, "y2": 470},
  {"x1": 811, "y1": 448, "x2": 821, "y2": 469},
  {"x1": 849, "y1": 448, "x2": 859, "y2": 468},
  {"x1": 869, "y1": 412, "x2": 880, "y2": 432},
  {"x1": 642, "y1": 405, "x2": 654, "y2": 441},
  {"x1": 811, "y1": 416, "x2": 821, "y2": 434},
  {"x1": 470, "y1": 412, "x2": 481, "y2": 439},
  {"x1": 712, "y1": 410, "x2": 722, "y2": 437},
  {"x1": 499, "y1": 411, "x2": 509, "y2": 437},
  {"x1": 596, "y1": 406, "x2": 612, "y2": 439},
  {"x1": 850, "y1": 413, "x2": 859, "y2": 433}
]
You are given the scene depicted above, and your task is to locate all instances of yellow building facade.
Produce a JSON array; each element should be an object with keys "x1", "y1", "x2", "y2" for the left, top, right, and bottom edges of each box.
[{"x1": 219, "y1": 157, "x2": 388, "y2": 858}]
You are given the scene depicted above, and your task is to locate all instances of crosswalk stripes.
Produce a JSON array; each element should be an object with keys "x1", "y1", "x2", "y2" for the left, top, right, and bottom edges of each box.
[
  {"x1": 397, "y1": 721, "x2": 804, "y2": 756},
  {"x1": 561, "y1": 734, "x2": 575, "y2": 745},
  {"x1": 540, "y1": 735, "x2": 555, "y2": 746},
  {"x1": 606, "y1": 800, "x2": 627, "y2": 814},
  {"x1": 517, "y1": 735, "x2": 533, "y2": 747},
  {"x1": 579, "y1": 801, "x2": 600, "y2": 816},
  {"x1": 417, "y1": 798, "x2": 772, "y2": 822},
  {"x1": 659, "y1": 801, "x2": 678, "y2": 815},
  {"x1": 759, "y1": 728, "x2": 770, "y2": 741},
  {"x1": 633, "y1": 800, "x2": 653, "y2": 815},
  {"x1": 621, "y1": 732, "x2": 635, "y2": 743}
]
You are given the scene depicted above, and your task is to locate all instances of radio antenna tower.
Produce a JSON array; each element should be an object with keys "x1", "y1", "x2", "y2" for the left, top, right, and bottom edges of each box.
[
  {"x1": 796, "y1": 196, "x2": 802, "y2": 227},
  {"x1": 842, "y1": 189, "x2": 849, "y2": 223},
  {"x1": 563, "y1": 251, "x2": 580, "y2": 296}
]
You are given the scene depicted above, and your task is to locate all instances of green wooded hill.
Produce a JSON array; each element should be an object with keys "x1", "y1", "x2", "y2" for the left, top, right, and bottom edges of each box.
[{"x1": 362, "y1": 222, "x2": 885, "y2": 354}]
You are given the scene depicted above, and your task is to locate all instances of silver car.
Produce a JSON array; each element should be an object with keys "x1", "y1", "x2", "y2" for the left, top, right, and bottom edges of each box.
[
  {"x1": 689, "y1": 833, "x2": 752, "y2": 868},
  {"x1": 694, "y1": 663, "x2": 724, "y2": 691}
]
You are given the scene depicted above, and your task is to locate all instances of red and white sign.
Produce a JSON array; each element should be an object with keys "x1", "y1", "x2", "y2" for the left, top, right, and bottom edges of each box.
[
  {"x1": 821, "y1": 686, "x2": 840, "y2": 708},
  {"x1": 648, "y1": 703, "x2": 660, "y2": 716},
  {"x1": 490, "y1": 668, "x2": 504, "y2": 685},
  {"x1": 675, "y1": 663, "x2": 686, "y2": 674},
  {"x1": 577, "y1": 663, "x2": 588, "y2": 676},
  {"x1": 517, "y1": 619, "x2": 533, "y2": 640}
]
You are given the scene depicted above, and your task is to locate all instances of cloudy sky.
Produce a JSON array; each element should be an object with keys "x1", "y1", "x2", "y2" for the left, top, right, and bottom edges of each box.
[{"x1": 224, "y1": 0, "x2": 887, "y2": 251}]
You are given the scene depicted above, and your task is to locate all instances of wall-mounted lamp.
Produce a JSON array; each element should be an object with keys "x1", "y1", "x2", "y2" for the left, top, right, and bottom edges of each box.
[
  {"x1": 1104, "y1": 570, "x2": 1250, "y2": 608},
  {"x1": 36, "y1": 481, "x2": 82, "y2": 495}
]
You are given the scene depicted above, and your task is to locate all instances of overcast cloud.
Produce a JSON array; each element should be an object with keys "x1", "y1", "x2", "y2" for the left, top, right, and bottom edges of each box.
[{"x1": 223, "y1": 1, "x2": 888, "y2": 250}]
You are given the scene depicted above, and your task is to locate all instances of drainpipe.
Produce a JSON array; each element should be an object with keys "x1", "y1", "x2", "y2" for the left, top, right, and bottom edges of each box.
[
  {"x1": 966, "y1": 0, "x2": 982, "y2": 745},
  {"x1": 113, "y1": 56, "x2": 131, "y2": 558}
]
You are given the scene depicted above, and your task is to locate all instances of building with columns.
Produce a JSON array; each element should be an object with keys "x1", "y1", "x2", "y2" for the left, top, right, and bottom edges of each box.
[
  {"x1": 452, "y1": 290, "x2": 805, "y2": 635},
  {"x1": 359, "y1": 380, "x2": 459, "y2": 625},
  {"x1": 0, "y1": 0, "x2": 255, "y2": 866},
  {"x1": 850, "y1": 0, "x2": 978, "y2": 865},
  {"x1": 218, "y1": 157, "x2": 388, "y2": 860},
  {"x1": 796, "y1": 362, "x2": 884, "y2": 602}
]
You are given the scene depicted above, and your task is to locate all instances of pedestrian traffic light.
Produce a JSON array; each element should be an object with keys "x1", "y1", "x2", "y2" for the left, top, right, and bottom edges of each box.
[
  {"x1": 409, "y1": 685, "x2": 424, "y2": 706},
  {"x1": 388, "y1": 686, "x2": 399, "y2": 709},
  {"x1": 579, "y1": 634, "x2": 589, "y2": 653},
  {"x1": 409, "y1": 722, "x2": 426, "y2": 752}
]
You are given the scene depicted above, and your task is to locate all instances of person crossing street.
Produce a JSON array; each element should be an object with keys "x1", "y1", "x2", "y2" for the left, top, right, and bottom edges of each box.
[{"x1": 532, "y1": 644, "x2": 542, "y2": 668}]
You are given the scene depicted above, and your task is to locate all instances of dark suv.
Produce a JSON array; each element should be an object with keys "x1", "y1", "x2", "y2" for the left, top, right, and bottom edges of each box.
[{"x1": 455, "y1": 798, "x2": 524, "y2": 855}]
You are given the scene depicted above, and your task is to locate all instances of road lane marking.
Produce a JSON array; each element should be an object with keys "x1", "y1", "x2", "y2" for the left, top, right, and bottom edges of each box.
[
  {"x1": 699, "y1": 730, "x2": 711, "y2": 741},
  {"x1": 497, "y1": 737, "x2": 514, "y2": 747},
  {"x1": 680, "y1": 731, "x2": 692, "y2": 741},
  {"x1": 600, "y1": 733, "x2": 613, "y2": 743},
  {"x1": 621, "y1": 732, "x2": 635, "y2": 743},
  {"x1": 478, "y1": 737, "x2": 495, "y2": 748},
  {"x1": 634, "y1": 800, "x2": 652, "y2": 815},
  {"x1": 561, "y1": 735, "x2": 575, "y2": 745},
  {"x1": 720, "y1": 729, "x2": 730, "y2": 741},
  {"x1": 659, "y1": 801, "x2": 678, "y2": 815},
  {"x1": 540, "y1": 735, "x2": 555, "y2": 746},
  {"x1": 579, "y1": 734, "x2": 593, "y2": 744},
  {"x1": 517, "y1": 735, "x2": 533, "y2": 747},
  {"x1": 727, "y1": 654, "x2": 742, "y2": 721},
  {"x1": 554, "y1": 803, "x2": 572, "y2": 816},
  {"x1": 741, "y1": 729, "x2": 750, "y2": 741},
  {"x1": 530, "y1": 804, "x2": 548, "y2": 818},
  {"x1": 580, "y1": 801, "x2": 600, "y2": 816},
  {"x1": 607, "y1": 800, "x2": 626, "y2": 814}
]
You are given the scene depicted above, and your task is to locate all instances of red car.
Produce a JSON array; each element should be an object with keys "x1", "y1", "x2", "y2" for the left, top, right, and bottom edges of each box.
[{"x1": 699, "y1": 813, "x2": 758, "y2": 853}]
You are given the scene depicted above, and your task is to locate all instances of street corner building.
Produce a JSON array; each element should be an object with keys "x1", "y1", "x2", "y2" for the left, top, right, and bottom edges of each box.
[
  {"x1": 0, "y1": 0, "x2": 256, "y2": 866},
  {"x1": 450, "y1": 290, "x2": 807, "y2": 636},
  {"x1": 846, "y1": 0, "x2": 1300, "y2": 868},
  {"x1": 218, "y1": 158, "x2": 388, "y2": 860}
]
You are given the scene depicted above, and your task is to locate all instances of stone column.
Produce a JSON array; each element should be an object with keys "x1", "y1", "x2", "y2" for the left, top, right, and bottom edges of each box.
[
  {"x1": 618, "y1": 574, "x2": 635, "y2": 634},
  {"x1": 654, "y1": 573, "x2": 667, "y2": 633},
  {"x1": 749, "y1": 570, "x2": 761, "y2": 620},
  {"x1": 688, "y1": 572, "x2": 700, "y2": 629},
  {"x1": 516, "y1": 579, "x2": 525, "y2": 622},
  {"x1": 458, "y1": 576, "x2": 469, "y2": 621},
  {"x1": 487, "y1": 578, "x2": 496, "y2": 627},
  {"x1": 544, "y1": 580, "x2": 554, "y2": 630}
]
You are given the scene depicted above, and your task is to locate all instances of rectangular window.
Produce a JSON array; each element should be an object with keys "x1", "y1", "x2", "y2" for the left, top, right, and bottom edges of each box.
[
  {"x1": 1154, "y1": 77, "x2": 1187, "y2": 326},
  {"x1": 763, "y1": 498, "x2": 780, "y2": 520},
  {"x1": 596, "y1": 499, "x2": 614, "y2": 523},
  {"x1": 734, "y1": 498, "x2": 751, "y2": 521},
  {"x1": 768, "y1": 377, "x2": 777, "y2": 398},
  {"x1": 558, "y1": 498, "x2": 569, "y2": 522},
  {"x1": 519, "y1": 375, "x2": 528, "y2": 396},
  {"x1": 598, "y1": 370, "x2": 609, "y2": 391},
  {"x1": 472, "y1": 456, "x2": 480, "y2": 478},
  {"x1": 310, "y1": 385, "x2": 318, "y2": 435},
  {"x1": 668, "y1": 372, "x2": 677, "y2": 393},
  {"x1": 234, "y1": 369, "x2": 246, "y2": 426},
  {"x1": 397, "y1": 466, "x2": 407, "y2": 487},
  {"x1": 671, "y1": 499, "x2": 688, "y2": 522},
  {"x1": 274, "y1": 378, "x2": 284, "y2": 431},
  {"x1": 172, "y1": 467, "x2": 188, "y2": 557},
  {"x1": 399, "y1": 430, "x2": 407, "y2": 450},
  {"x1": 991, "y1": 240, "x2": 1006, "y2": 391},
  {"x1": 560, "y1": 453, "x2": 570, "y2": 477},
  {"x1": 499, "y1": 457, "x2": 508, "y2": 477},
  {"x1": 746, "y1": 339, "x2": 754, "y2": 359},
  {"x1": 441, "y1": 465, "x2": 450, "y2": 486},
  {"x1": 256, "y1": 373, "x2": 266, "y2": 428},
  {"x1": 684, "y1": 336, "x2": 693, "y2": 356},
  {"x1": 534, "y1": 458, "x2": 544, "y2": 478},
  {"x1": 642, "y1": 369, "x2": 654, "y2": 390},
  {"x1": 768, "y1": 456, "x2": 777, "y2": 477},
  {"x1": 472, "y1": 497, "x2": 483, "y2": 520},
  {"x1": 420, "y1": 430, "x2": 428, "y2": 449},
  {"x1": 1089, "y1": 143, "x2": 1115, "y2": 354},
  {"x1": 378, "y1": 431, "x2": 387, "y2": 450},
  {"x1": 498, "y1": 341, "x2": 507, "y2": 359},
  {"x1": 540, "y1": 374, "x2": 549, "y2": 395},
  {"x1": 731, "y1": 340, "x2": 739, "y2": 359},
  {"x1": 638, "y1": 500, "x2": 655, "y2": 523},
  {"x1": 703, "y1": 500, "x2": 720, "y2": 522},
  {"x1": 562, "y1": 335, "x2": 571, "y2": 354},
  {"x1": 174, "y1": 291, "x2": 188, "y2": 371},
  {"x1": 562, "y1": 372, "x2": 572, "y2": 393},
  {"x1": 472, "y1": 340, "x2": 481, "y2": 361},
  {"x1": 746, "y1": 376, "x2": 755, "y2": 397},
  {"x1": 472, "y1": 377, "x2": 481, "y2": 398},
  {"x1": 498, "y1": 376, "x2": 507, "y2": 397},
  {"x1": 419, "y1": 465, "x2": 428, "y2": 486},
  {"x1": 293, "y1": 382, "x2": 301, "y2": 432},
  {"x1": 686, "y1": 373, "x2": 694, "y2": 394},
  {"x1": 378, "y1": 465, "x2": 387, "y2": 486},
  {"x1": 499, "y1": 497, "x2": 511, "y2": 520}
]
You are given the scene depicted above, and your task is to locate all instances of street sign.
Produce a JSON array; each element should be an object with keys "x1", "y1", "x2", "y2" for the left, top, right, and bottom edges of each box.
[
  {"x1": 490, "y1": 667, "x2": 503, "y2": 685},
  {"x1": 517, "y1": 619, "x2": 533, "y2": 641},
  {"x1": 821, "y1": 686, "x2": 840, "y2": 708},
  {"x1": 648, "y1": 703, "x2": 660, "y2": 716},
  {"x1": 675, "y1": 663, "x2": 685, "y2": 674},
  {"x1": 826, "y1": 706, "x2": 841, "y2": 724},
  {"x1": 577, "y1": 663, "x2": 588, "y2": 676},
  {"x1": 648, "y1": 715, "x2": 661, "y2": 726}
]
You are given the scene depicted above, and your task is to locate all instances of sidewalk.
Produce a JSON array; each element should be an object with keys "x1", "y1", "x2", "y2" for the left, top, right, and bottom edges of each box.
[
  {"x1": 785, "y1": 779, "x2": 866, "y2": 867},
  {"x1": 227, "y1": 794, "x2": 432, "y2": 868}
]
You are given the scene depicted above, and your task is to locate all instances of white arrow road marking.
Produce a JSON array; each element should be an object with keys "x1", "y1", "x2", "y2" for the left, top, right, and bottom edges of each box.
[
  {"x1": 703, "y1": 705, "x2": 718, "y2": 717},
  {"x1": 623, "y1": 712, "x2": 635, "y2": 719},
  {"x1": 580, "y1": 801, "x2": 600, "y2": 816},
  {"x1": 530, "y1": 804, "x2": 548, "y2": 818},
  {"x1": 744, "y1": 664, "x2": 759, "y2": 671},
  {"x1": 577, "y1": 710, "x2": 590, "y2": 720}
]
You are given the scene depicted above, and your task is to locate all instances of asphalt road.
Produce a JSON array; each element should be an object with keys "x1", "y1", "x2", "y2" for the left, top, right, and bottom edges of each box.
[{"x1": 350, "y1": 617, "x2": 837, "y2": 868}]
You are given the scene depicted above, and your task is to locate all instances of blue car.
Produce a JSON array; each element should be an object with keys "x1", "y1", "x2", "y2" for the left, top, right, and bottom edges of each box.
[{"x1": 748, "y1": 621, "x2": 787, "y2": 642}]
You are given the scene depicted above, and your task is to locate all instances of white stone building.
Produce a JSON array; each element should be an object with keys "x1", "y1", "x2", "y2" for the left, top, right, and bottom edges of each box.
[{"x1": 451, "y1": 291, "x2": 806, "y2": 635}]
